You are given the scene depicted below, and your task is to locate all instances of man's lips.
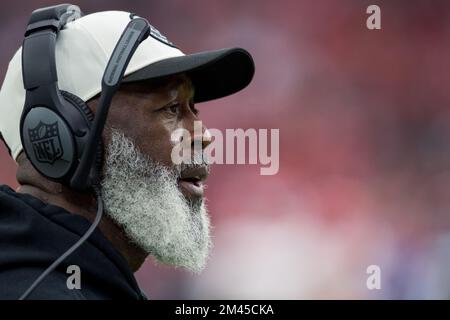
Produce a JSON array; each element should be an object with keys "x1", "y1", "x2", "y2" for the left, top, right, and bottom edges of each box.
[{"x1": 177, "y1": 165, "x2": 209, "y2": 198}]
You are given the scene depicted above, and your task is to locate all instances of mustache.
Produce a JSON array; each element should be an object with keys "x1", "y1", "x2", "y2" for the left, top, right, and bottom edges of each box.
[{"x1": 175, "y1": 152, "x2": 210, "y2": 178}]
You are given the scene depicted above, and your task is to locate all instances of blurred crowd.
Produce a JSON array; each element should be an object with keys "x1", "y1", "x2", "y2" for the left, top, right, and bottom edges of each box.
[{"x1": 1, "y1": 0, "x2": 450, "y2": 298}]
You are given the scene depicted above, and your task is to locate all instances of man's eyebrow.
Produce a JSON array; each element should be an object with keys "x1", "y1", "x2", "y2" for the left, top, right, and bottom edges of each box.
[{"x1": 174, "y1": 79, "x2": 195, "y2": 102}]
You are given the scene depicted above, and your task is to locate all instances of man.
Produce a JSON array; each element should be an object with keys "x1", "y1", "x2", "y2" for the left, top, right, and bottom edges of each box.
[{"x1": 0, "y1": 7, "x2": 254, "y2": 299}]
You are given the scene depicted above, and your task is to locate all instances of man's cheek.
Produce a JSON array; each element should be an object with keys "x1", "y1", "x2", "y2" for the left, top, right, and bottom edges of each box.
[
  {"x1": 151, "y1": 138, "x2": 179, "y2": 168},
  {"x1": 170, "y1": 127, "x2": 192, "y2": 166}
]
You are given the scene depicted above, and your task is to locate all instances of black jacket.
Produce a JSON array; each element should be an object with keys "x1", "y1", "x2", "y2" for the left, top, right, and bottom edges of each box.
[{"x1": 0, "y1": 185, "x2": 146, "y2": 300}]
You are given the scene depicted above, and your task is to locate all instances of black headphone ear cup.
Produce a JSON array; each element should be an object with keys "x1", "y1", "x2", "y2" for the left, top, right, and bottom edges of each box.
[
  {"x1": 21, "y1": 106, "x2": 76, "y2": 180},
  {"x1": 60, "y1": 90, "x2": 104, "y2": 184}
]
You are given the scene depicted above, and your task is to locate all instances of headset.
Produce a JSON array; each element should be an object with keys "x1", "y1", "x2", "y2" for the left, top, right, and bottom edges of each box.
[{"x1": 18, "y1": 4, "x2": 150, "y2": 299}]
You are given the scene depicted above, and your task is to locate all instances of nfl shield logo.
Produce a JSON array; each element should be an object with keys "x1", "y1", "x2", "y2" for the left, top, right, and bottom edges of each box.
[{"x1": 28, "y1": 121, "x2": 64, "y2": 164}]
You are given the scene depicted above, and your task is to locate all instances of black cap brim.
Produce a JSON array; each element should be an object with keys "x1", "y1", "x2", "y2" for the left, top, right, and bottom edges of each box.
[{"x1": 123, "y1": 47, "x2": 255, "y2": 103}]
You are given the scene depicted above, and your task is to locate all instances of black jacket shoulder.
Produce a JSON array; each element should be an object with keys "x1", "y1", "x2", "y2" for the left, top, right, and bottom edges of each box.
[{"x1": 0, "y1": 185, "x2": 146, "y2": 300}]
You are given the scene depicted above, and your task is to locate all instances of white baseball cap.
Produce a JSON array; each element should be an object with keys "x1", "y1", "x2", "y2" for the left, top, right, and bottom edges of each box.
[{"x1": 0, "y1": 10, "x2": 254, "y2": 161}]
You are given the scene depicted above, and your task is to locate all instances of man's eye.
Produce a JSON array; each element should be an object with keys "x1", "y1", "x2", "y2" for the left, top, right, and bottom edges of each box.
[{"x1": 164, "y1": 103, "x2": 180, "y2": 115}]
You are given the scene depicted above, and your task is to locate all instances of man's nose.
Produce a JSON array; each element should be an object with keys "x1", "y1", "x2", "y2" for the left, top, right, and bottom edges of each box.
[{"x1": 191, "y1": 122, "x2": 212, "y2": 150}]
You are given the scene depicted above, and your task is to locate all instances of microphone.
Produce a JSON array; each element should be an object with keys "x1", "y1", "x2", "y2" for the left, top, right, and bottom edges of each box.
[{"x1": 70, "y1": 17, "x2": 150, "y2": 190}]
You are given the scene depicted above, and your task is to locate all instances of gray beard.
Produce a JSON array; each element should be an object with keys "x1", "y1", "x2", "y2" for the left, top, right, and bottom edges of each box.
[{"x1": 99, "y1": 129, "x2": 212, "y2": 273}]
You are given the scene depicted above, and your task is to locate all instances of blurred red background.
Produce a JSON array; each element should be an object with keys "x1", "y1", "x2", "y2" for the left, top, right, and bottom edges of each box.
[{"x1": 1, "y1": 0, "x2": 450, "y2": 298}]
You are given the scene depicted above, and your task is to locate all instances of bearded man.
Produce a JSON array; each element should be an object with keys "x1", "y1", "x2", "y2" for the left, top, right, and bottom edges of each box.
[{"x1": 0, "y1": 5, "x2": 254, "y2": 299}]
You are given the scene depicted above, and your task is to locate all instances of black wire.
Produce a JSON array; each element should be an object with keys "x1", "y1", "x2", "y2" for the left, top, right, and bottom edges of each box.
[{"x1": 19, "y1": 187, "x2": 104, "y2": 300}]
